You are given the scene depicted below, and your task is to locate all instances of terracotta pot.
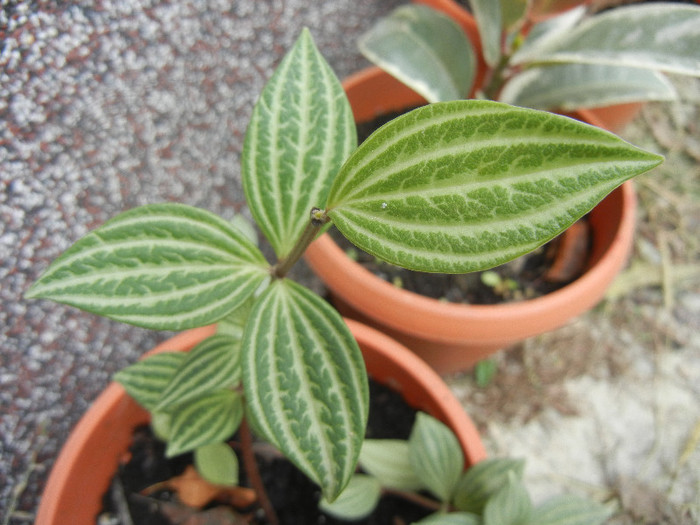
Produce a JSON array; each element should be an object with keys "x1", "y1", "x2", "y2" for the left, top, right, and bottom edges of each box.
[
  {"x1": 304, "y1": 66, "x2": 637, "y2": 375},
  {"x1": 36, "y1": 321, "x2": 485, "y2": 525}
]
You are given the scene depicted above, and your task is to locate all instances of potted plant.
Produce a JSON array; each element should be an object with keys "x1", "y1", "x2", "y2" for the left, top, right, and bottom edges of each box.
[
  {"x1": 303, "y1": 1, "x2": 700, "y2": 374},
  {"x1": 28, "y1": 28, "x2": 660, "y2": 523}
]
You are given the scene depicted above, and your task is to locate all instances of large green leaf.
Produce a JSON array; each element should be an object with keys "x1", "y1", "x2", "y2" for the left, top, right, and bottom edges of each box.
[
  {"x1": 512, "y1": 3, "x2": 700, "y2": 77},
  {"x1": 326, "y1": 100, "x2": 663, "y2": 273},
  {"x1": 166, "y1": 390, "x2": 243, "y2": 457},
  {"x1": 531, "y1": 495, "x2": 612, "y2": 525},
  {"x1": 242, "y1": 28, "x2": 356, "y2": 259},
  {"x1": 156, "y1": 334, "x2": 242, "y2": 411},
  {"x1": 319, "y1": 474, "x2": 381, "y2": 521},
  {"x1": 359, "y1": 4, "x2": 475, "y2": 103},
  {"x1": 409, "y1": 413, "x2": 464, "y2": 503},
  {"x1": 114, "y1": 352, "x2": 186, "y2": 411},
  {"x1": 470, "y1": 0, "x2": 502, "y2": 67},
  {"x1": 27, "y1": 203, "x2": 270, "y2": 330},
  {"x1": 501, "y1": 63, "x2": 677, "y2": 110},
  {"x1": 242, "y1": 279, "x2": 369, "y2": 501},
  {"x1": 359, "y1": 439, "x2": 424, "y2": 491}
]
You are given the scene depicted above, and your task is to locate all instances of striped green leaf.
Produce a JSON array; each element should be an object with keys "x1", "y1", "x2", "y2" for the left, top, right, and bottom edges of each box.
[
  {"x1": 27, "y1": 203, "x2": 270, "y2": 330},
  {"x1": 166, "y1": 390, "x2": 243, "y2": 457},
  {"x1": 359, "y1": 439, "x2": 423, "y2": 492},
  {"x1": 326, "y1": 100, "x2": 663, "y2": 273},
  {"x1": 194, "y1": 442, "x2": 239, "y2": 487},
  {"x1": 470, "y1": 0, "x2": 502, "y2": 67},
  {"x1": 156, "y1": 334, "x2": 242, "y2": 411},
  {"x1": 483, "y1": 474, "x2": 532, "y2": 525},
  {"x1": 454, "y1": 458, "x2": 526, "y2": 514},
  {"x1": 531, "y1": 495, "x2": 611, "y2": 525},
  {"x1": 114, "y1": 352, "x2": 186, "y2": 411},
  {"x1": 409, "y1": 413, "x2": 464, "y2": 503},
  {"x1": 413, "y1": 512, "x2": 481, "y2": 525},
  {"x1": 242, "y1": 279, "x2": 368, "y2": 501},
  {"x1": 242, "y1": 28, "x2": 356, "y2": 259},
  {"x1": 359, "y1": 5, "x2": 475, "y2": 103},
  {"x1": 512, "y1": 4, "x2": 700, "y2": 77},
  {"x1": 501, "y1": 63, "x2": 677, "y2": 111},
  {"x1": 319, "y1": 474, "x2": 381, "y2": 521}
]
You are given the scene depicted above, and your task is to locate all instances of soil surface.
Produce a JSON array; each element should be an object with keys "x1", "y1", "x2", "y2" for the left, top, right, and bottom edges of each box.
[{"x1": 98, "y1": 381, "x2": 431, "y2": 525}]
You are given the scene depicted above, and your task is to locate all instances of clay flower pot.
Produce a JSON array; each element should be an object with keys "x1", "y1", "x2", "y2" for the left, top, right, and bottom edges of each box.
[
  {"x1": 304, "y1": 66, "x2": 637, "y2": 375},
  {"x1": 35, "y1": 320, "x2": 485, "y2": 525}
]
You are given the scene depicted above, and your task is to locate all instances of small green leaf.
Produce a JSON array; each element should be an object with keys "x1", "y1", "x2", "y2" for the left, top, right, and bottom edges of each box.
[
  {"x1": 242, "y1": 28, "x2": 356, "y2": 259},
  {"x1": 319, "y1": 474, "x2": 381, "y2": 521},
  {"x1": 151, "y1": 411, "x2": 172, "y2": 441},
  {"x1": 114, "y1": 352, "x2": 186, "y2": 411},
  {"x1": 166, "y1": 390, "x2": 243, "y2": 457},
  {"x1": 413, "y1": 512, "x2": 481, "y2": 525},
  {"x1": 470, "y1": 0, "x2": 502, "y2": 67},
  {"x1": 409, "y1": 413, "x2": 464, "y2": 503},
  {"x1": 327, "y1": 100, "x2": 662, "y2": 274},
  {"x1": 512, "y1": 4, "x2": 700, "y2": 77},
  {"x1": 216, "y1": 295, "x2": 256, "y2": 340},
  {"x1": 483, "y1": 474, "x2": 532, "y2": 525},
  {"x1": 194, "y1": 442, "x2": 239, "y2": 487},
  {"x1": 27, "y1": 203, "x2": 270, "y2": 330},
  {"x1": 359, "y1": 439, "x2": 423, "y2": 492},
  {"x1": 156, "y1": 334, "x2": 242, "y2": 411},
  {"x1": 474, "y1": 359, "x2": 498, "y2": 388},
  {"x1": 501, "y1": 63, "x2": 677, "y2": 110},
  {"x1": 531, "y1": 495, "x2": 612, "y2": 525},
  {"x1": 359, "y1": 4, "x2": 475, "y2": 103},
  {"x1": 242, "y1": 279, "x2": 369, "y2": 501},
  {"x1": 454, "y1": 458, "x2": 526, "y2": 514}
]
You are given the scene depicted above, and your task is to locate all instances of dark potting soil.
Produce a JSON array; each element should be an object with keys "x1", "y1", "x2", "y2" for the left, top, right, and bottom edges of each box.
[
  {"x1": 345, "y1": 109, "x2": 591, "y2": 305},
  {"x1": 98, "y1": 380, "x2": 434, "y2": 525}
]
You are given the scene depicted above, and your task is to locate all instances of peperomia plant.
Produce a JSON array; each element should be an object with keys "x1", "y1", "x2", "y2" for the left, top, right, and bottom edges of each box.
[
  {"x1": 321, "y1": 412, "x2": 612, "y2": 525},
  {"x1": 359, "y1": 1, "x2": 700, "y2": 110},
  {"x1": 28, "y1": 28, "x2": 661, "y2": 520}
]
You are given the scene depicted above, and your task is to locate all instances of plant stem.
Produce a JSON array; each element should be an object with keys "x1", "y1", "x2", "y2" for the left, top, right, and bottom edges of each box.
[
  {"x1": 272, "y1": 208, "x2": 329, "y2": 279},
  {"x1": 240, "y1": 417, "x2": 279, "y2": 525}
]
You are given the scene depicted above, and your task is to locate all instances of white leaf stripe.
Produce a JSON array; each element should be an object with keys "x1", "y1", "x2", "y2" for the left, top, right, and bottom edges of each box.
[
  {"x1": 243, "y1": 280, "x2": 368, "y2": 499},
  {"x1": 166, "y1": 390, "x2": 243, "y2": 457},
  {"x1": 157, "y1": 335, "x2": 242, "y2": 411},
  {"x1": 243, "y1": 29, "x2": 355, "y2": 258},
  {"x1": 114, "y1": 352, "x2": 186, "y2": 410},
  {"x1": 328, "y1": 102, "x2": 641, "y2": 206}
]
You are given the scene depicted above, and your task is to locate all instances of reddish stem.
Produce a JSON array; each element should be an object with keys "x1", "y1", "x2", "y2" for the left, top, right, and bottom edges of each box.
[{"x1": 240, "y1": 417, "x2": 279, "y2": 525}]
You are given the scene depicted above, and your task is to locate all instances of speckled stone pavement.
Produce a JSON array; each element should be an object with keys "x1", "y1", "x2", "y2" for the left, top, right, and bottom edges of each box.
[{"x1": 1, "y1": 1, "x2": 403, "y2": 520}]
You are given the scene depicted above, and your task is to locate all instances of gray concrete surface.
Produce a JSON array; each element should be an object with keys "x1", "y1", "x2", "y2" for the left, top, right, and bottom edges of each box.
[{"x1": 1, "y1": 1, "x2": 402, "y2": 521}]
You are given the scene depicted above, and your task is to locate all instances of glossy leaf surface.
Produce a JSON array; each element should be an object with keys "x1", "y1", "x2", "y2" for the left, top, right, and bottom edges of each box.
[
  {"x1": 242, "y1": 29, "x2": 355, "y2": 258},
  {"x1": 409, "y1": 413, "x2": 464, "y2": 502},
  {"x1": 242, "y1": 279, "x2": 368, "y2": 501},
  {"x1": 167, "y1": 390, "x2": 243, "y2": 457},
  {"x1": 512, "y1": 4, "x2": 700, "y2": 77},
  {"x1": 501, "y1": 63, "x2": 677, "y2": 110},
  {"x1": 27, "y1": 203, "x2": 269, "y2": 330},
  {"x1": 327, "y1": 100, "x2": 662, "y2": 273},
  {"x1": 359, "y1": 4, "x2": 475, "y2": 103},
  {"x1": 482, "y1": 475, "x2": 532, "y2": 525}
]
